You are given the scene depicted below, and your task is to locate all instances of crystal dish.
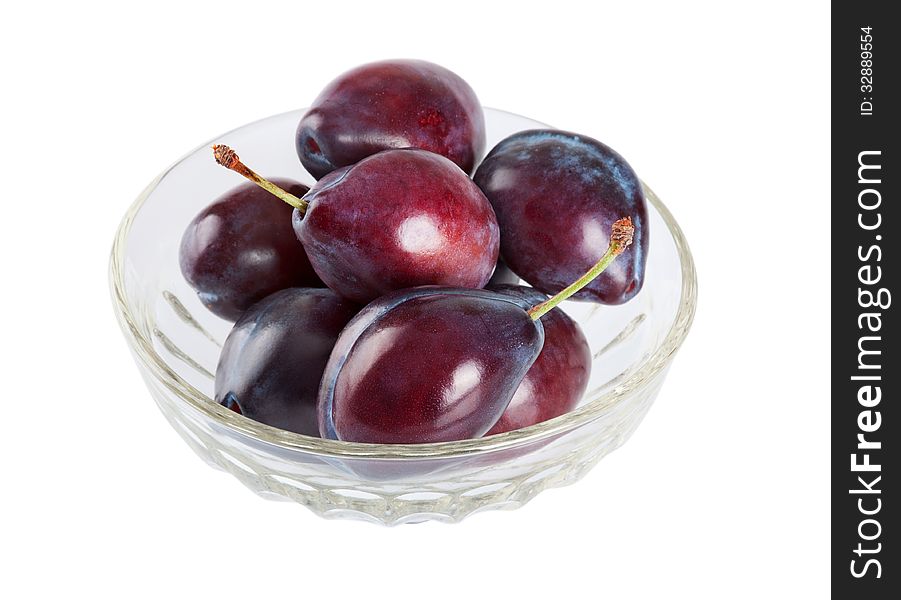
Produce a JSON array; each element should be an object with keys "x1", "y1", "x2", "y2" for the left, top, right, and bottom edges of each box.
[{"x1": 109, "y1": 108, "x2": 697, "y2": 525}]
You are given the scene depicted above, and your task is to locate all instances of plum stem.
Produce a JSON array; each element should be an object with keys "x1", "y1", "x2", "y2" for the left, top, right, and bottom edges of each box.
[
  {"x1": 527, "y1": 217, "x2": 635, "y2": 321},
  {"x1": 212, "y1": 145, "x2": 308, "y2": 214}
]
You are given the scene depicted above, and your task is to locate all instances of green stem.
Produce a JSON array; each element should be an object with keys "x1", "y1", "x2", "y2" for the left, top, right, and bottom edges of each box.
[
  {"x1": 212, "y1": 145, "x2": 308, "y2": 214},
  {"x1": 527, "y1": 217, "x2": 635, "y2": 321}
]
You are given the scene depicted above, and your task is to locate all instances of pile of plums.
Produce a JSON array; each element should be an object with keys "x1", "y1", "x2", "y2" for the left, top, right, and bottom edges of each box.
[{"x1": 179, "y1": 59, "x2": 648, "y2": 444}]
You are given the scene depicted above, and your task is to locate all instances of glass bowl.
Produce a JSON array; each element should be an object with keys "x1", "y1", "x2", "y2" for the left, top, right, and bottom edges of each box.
[{"x1": 109, "y1": 108, "x2": 697, "y2": 525}]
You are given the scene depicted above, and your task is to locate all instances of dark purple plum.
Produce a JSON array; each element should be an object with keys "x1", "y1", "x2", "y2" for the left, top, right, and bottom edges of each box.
[
  {"x1": 317, "y1": 287, "x2": 544, "y2": 444},
  {"x1": 474, "y1": 129, "x2": 648, "y2": 305},
  {"x1": 296, "y1": 59, "x2": 485, "y2": 179},
  {"x1": 215, "y1": 288, "x2": 358, "y2": 437},
  {"x1": 485, "y1": 285, "x2": 591, "y2": 435},
  {"x1": 294, "y1": 148, "x2": 499, "y2": 303},
  {"x1": 179, "y1": 180, "x2": 322, "y2": 321}
]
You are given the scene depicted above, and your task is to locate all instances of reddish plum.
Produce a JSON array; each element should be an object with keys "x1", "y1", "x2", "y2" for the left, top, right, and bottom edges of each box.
[
  {"x1": 297, "y1": 149, "x2": 499, "y2": 302},
  {"x1": 296, "y1": 59, "x2": 485, "y2": 179},
  {"x1": 179, "y1": 180, "x2": 321, "y2": 321},
  {"x1": 317, "y1": 287, "x2": 544, "y2": 443},
  {"x1": 474, "y1": 129, "x2": 648, "y2": 305},
  {"x1": 215, "y1": 288, "x2": 358, "y2": 437},
  {"x1": 486, "y1": 285, "x2": 591, "y2": 435}
]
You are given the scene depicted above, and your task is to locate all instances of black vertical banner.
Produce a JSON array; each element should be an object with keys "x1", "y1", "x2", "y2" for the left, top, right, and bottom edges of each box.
[{"x1": 833, "y1": 2, "x2": 897, "y2": 596}]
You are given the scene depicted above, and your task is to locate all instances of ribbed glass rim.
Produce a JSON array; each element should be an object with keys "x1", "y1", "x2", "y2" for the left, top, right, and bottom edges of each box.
[{"x1": 109, "y1": 107, "x2": 697, "y2": 459}]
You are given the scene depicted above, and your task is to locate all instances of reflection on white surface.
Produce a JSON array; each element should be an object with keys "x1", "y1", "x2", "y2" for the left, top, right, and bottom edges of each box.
[
  {"x1": 447, "y1": 360, "x2": 483, "y2": 401},
  {"x1": 484, "y1": 166, "x2": 517, "y2": 191},
  {"x1": 397, "y1": 214, "x2": 444, "y2": 254},
  {"x1": 581, "y1": 219, "x2": 606, "y2": 255}
]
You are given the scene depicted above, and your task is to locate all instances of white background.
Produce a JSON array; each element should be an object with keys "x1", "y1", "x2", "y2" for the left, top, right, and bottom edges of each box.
[{"x1": 0, "y1": 1, "x2": 829, "y2": 598}]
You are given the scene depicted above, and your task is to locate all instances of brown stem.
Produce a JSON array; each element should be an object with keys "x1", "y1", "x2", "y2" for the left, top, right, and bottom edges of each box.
[{"x1": 212, "y1": 144, "x2": 308, "y2": 213}]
